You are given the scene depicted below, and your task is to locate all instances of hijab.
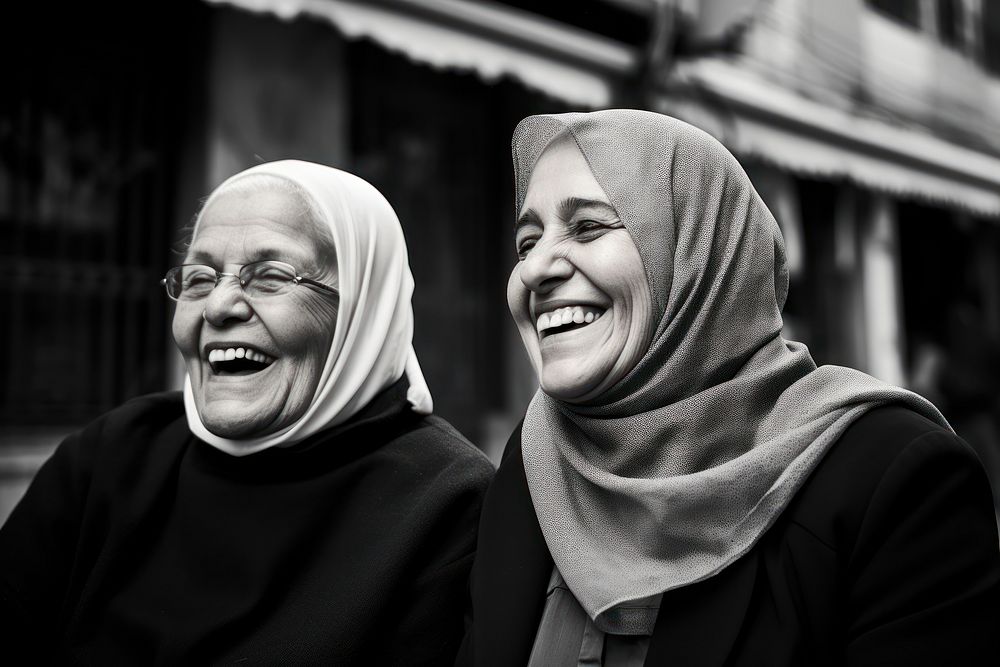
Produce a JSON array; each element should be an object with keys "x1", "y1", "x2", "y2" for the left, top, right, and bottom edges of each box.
[
  {"x1": 183, "y1": 160, "x2": 432, "y2": 456},
  {"x1": 511, "y1": 110, "x2": 948, "y2": 632}
]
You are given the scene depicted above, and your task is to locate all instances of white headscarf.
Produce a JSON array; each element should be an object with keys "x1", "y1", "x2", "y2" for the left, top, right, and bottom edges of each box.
[{"x1": 183, "y1": 160, "x2": 433, "y2": 456}]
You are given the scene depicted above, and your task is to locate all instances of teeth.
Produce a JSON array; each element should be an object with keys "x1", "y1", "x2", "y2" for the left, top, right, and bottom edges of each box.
[
  {"x1": 534, "y1": 306, "x2": 605, "y2": 334},
  {"x1": 207, "y1": 346, "x2": 274, "y2": 365}
]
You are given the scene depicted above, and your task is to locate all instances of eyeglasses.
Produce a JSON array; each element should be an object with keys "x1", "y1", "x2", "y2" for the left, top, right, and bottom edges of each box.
[{"x1": 161, "y1": 260, "x2": 339, "y2": 302}]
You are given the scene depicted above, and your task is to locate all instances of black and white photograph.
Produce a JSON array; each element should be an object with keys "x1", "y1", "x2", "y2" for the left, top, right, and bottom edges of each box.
[{"x1": 2, "y1": 0, "x2": 999, "y2": 664}]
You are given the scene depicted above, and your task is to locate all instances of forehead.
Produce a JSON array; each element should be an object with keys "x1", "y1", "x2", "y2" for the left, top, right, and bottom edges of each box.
[
  {"x1": 188, "y1": 187, "x2": 325, "y2": 266},
  {"x1": 521, "y1": 138, "x2": 609, "y2": 215}
]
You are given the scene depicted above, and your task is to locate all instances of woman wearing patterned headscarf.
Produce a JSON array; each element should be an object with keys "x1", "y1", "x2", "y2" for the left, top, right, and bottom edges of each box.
[
  {"x1": 0, "y1": 160, "x2": 493, "y2": 664},
  {"x1": 459, "y1": 110, "x2": 1000, "y2": 666}
]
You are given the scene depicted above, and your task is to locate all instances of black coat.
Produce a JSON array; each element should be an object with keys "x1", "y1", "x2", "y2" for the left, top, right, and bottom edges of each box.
[
  {"x1": 458, "y1": 406, "x2": 1000, "y2": 666},
  {"x1": 0, "y1": 381, "x2": 494, "y2": 665}
]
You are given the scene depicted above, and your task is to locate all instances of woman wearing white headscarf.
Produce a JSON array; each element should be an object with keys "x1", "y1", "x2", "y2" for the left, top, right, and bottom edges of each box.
[
  {"x1": 459, "y1": 110, "x2": 1000, "y2": 666},
  {"x1": 0, "y1": 160, "x2": 493, "y2": 664}
]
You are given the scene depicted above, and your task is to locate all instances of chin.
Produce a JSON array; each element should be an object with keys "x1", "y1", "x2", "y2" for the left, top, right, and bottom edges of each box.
[
  {"x1": 540, "y1": 368, "x2": 600, "y2": 403},
  {"x1": 199, "y1": 404, "x2": 274, "y2": 439},
  {"x1": 202, "y1": 417, "x2": 261, "y2": 439}
]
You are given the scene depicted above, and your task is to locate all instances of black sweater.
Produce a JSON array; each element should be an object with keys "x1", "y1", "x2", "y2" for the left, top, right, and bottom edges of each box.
[
  {"x1": 459, "y1": 406, "x2": 1000, "y2": 665},
  {"x1": 0, "y1": 380, "x2": 494, "y2": 665}
]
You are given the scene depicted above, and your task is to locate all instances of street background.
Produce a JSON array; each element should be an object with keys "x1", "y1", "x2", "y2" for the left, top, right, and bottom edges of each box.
[{"x1": 2, "y1": 0, "x2": 999, "y2": 524}]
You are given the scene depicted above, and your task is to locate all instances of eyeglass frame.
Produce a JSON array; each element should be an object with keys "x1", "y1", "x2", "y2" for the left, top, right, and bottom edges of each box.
[{"x1": 160, "y1": 260, "x2": 339, "y2": 302}]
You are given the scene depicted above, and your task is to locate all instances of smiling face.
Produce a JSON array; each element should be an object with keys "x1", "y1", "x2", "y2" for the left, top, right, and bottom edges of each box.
[
  {"x1": 172, "y1": 183, "x2": 339, "y2": 439},
  {"x1": 508, "y1": 137, "x2": 654, "y2": 403}
]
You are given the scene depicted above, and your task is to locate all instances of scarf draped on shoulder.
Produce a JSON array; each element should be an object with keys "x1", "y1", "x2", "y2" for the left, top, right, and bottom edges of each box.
[{"x1": 512, "y1": 110, "x2": 947, "y2": 631}]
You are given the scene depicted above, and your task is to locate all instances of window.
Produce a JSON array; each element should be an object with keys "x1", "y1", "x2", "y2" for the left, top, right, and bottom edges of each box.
[
  {"x1": 0, "y1": 2, "x2": 202, "y2": 427},
  {"x1": 936, "y1": 0, "x2": 965, "y2": 49},
  {"x1": 867, "y1": 0, "x2": 922, "y2": 29},
  {"x1": 985, "y1": 1, "x2": 1000, "y2": 75}
]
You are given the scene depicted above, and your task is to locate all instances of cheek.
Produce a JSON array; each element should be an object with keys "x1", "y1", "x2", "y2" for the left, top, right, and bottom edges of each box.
[
  {"x1": 507, "y1": 265, "x2": 527, "y2": 319},
  {"x1": 507, "y1": 264, "x2": 525, "y2": 319},
  {"x1": 171, "y1": 306, "x2": 199, "y2": 358},
  {"x1": 614, "y1": 268, "x2": 655, "y2": 364},
  {"x1": 587, "y1": 240, "x2": 654, "y2": 366},
  {"x1": 590, "y1": 239, "x2": 650, "y2": 313},
  {"x1": 507, "y1": 265, "x2": 544, "y2": 373},
  {"x1": 271, "y1": 299, "x2": 338, "y2": 359}
]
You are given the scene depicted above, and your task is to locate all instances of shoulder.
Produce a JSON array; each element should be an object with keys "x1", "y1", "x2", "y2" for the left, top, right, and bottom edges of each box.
[
  {"x1": 354, "y1": 414, "x2": 495, "y2": 570},
  {"x1": 74, "y1": 391, "x2": 187, "y2": 455},
  {"x1": 40, "y1": 391, "x2": 189, "y2": 486},
  {"x1": 785, "y1": 405, "x2": 990, "y2": 551},
  {"x1": 794, "y1": 405, "x2": 971, "y2": 505},
  {"x1": 54, "y1": 391, "x2": 185, "y2": 454},
  {"x1": 81, "y1": 391, "x2": 186, "y2": 440},
  {"x1": 423, "y1": 414, "x2": 495, "y2": 469},
  {"x1": 782, "y1": 409, "x2": 1000, "y2": 662},
  {"x1": 376, "y1": 413, "x2": 495, "y2": 492},
  {"x1": 802, "y1": 406, "x2": 958, "y2": 488},
  {"x1": 3, "y1": 392, "x2": 189, "y2": 544}
]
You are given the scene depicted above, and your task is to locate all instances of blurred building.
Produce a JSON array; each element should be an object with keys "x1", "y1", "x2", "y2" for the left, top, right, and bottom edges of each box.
[
  {"x1": 657, "y1": 0, "x2": 1000, "y2": 516},
  {"x1": 2, "y1": 0, "x2": 999, "y2": 521}
]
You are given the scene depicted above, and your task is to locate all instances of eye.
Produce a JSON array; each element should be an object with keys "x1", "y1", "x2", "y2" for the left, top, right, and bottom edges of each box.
[
  {"x1": 246, "y1": 261, "x2": 297, "y2": 295},
  {"x1": 516, "y1": 236, "x2": 539, "y2": 259},
  {"x1": 184, "y1": 270, "x2": 215, "y2": 285},
  {"x1": 256, "y1": 264, "x2": 294, "y2": 280},
  {"x1": 180, "y1": 266, "x2": 217, "y2": 296},
  {"x1": 572, "y1": 218, "x2": 621, "y2": 241},
  {"x1": 514, "y1": 230, "x2": 539, "y2": 259}
]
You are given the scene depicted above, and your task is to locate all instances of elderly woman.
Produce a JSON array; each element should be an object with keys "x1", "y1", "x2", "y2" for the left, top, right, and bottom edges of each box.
[
  {"x1": 459, "y1": 110, "x2": 1000, "y2": 666},
  {"x1": 0, "y1": 160, "x2": 493, "y2": 664}
]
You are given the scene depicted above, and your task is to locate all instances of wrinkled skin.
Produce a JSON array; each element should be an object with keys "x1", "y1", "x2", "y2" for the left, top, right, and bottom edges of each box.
[
  {"x1": 508, "y1": 137, "x2": 654, "y2": 403},
  {"x1": 172, "y1": 188, "x2": 339, "y2": 438}
]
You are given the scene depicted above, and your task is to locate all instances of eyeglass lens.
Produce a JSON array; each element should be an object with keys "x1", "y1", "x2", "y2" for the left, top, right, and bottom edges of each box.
[{"x1": 165, "y1": 261, "x2": 299, "y2": 300}]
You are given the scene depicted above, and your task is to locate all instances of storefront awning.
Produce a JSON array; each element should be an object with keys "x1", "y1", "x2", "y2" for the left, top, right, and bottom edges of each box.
[
  {"x1": 203, "y1": 0, "x2": 639, "y2": 108},
  {"x1": 662, "y1": 59, "x2": 1000, "y2": 218}
]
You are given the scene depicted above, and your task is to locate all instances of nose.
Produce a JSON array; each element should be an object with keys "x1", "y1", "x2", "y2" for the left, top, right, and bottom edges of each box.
[
  {"x1": 202, "y1": 275, "x2": 253, "y2": 327},
  {"x1": 518, "y1": 238, "x2": 574, "y2": 294}
]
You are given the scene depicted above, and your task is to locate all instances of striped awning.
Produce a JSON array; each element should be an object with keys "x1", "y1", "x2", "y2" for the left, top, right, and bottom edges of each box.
[
  {"x1": 661, "y1": 58, "x2": 1000, "y2": 218},
  {"x1": 203, "y1": 0, "x2": 639, "y2": 108}
]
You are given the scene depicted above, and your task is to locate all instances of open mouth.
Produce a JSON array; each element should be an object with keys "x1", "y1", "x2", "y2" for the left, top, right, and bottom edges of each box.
[
  {"x1": 536, "y1": 306, "x2": 605, "y2": 339},
  {"x1": 207, "y1": 346, "x2": 275, "y2": 376}
]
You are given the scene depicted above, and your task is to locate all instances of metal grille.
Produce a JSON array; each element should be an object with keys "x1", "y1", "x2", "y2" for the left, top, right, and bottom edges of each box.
[{"x1": 0, "y1": 41, "x2": 178, "y2": 427}]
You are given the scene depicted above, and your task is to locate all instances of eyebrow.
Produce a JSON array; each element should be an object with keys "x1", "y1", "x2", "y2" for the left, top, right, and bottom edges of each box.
[
  {"x1": 184, "y1": 249, "x2": 216, "y2": 265},
  {"x1": 515, "y1": 208, "x2": 542, "y2": 233},
  {"x1": 184, "y1": 247, "x2": 306, "y2": 267},
  {"x1": 515, "y1": 197, "x2": 618, "y2": 231},
  {"x1": 557, "y1": 197, "x2": 618, "y2": 221}
]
